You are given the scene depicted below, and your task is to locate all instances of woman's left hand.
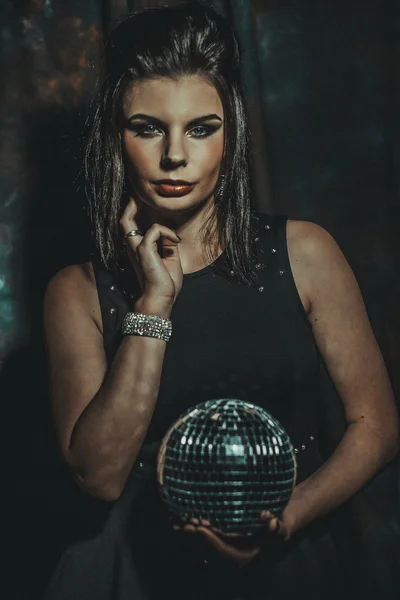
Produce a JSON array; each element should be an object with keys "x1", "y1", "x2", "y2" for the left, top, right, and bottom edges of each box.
[{"x1": 173, "y1": 511, "x2": 292, "y2": 568}]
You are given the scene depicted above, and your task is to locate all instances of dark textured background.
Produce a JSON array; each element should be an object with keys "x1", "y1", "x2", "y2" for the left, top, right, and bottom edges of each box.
[{"x1": 1, "y1": 1, "x2": 399, "y2": 598}]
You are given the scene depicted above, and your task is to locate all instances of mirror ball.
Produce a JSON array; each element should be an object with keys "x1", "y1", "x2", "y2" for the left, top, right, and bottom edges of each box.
[{"x1": 157, "y1": 398, "x2": 297, "y2": 535}]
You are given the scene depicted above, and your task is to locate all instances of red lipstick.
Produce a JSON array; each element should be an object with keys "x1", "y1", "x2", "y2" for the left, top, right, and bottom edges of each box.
[{"x1": 154, "y1": 179, "x2": 196, "y2": 197}]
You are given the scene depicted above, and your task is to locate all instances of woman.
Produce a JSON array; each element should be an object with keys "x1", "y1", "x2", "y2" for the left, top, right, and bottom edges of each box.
[{"x1": 43, "y1": 2, "x2": 398, "y2": 599}]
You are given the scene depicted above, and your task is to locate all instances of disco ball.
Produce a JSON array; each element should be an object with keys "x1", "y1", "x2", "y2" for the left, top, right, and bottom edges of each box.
[{"x1": 157, "y1": 398, "x2": 297, "y2": 536}]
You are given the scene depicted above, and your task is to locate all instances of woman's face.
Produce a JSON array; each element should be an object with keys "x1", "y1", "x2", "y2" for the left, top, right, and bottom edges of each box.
[{"x1": 122, "y1": 75, "x2": 224, "y2": 222}]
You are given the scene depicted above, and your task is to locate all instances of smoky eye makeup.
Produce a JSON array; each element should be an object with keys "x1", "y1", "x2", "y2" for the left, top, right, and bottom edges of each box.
[
  {"x1": 127, "y1": 123, "x2": 221, "y2": 138},
  {"x1": 188, "y1": 124, "x2": 222, "y2": 137},
  {"x1": 126, "y1": 122, "x2": 162, "y2": 136},
  {"x1": 124, "y1": 114, "x2": 223, "y2": 138}
]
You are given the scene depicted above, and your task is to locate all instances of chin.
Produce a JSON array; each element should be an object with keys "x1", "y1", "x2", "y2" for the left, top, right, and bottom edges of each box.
[{"x1": 144, "y1": 190, "x2": 213, "y2": 215}]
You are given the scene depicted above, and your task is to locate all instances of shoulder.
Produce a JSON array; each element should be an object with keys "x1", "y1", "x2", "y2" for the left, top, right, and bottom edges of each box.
[
  {"x1": 286, "y1": 218, "x2": 360, "y2": 319},
  {"x1": 285, "y1": 219, "x2": 354, "y2": 310},
  {"x1": 286, "y1": 218, "x2": 347, "y2": 274},
  {"x1": 257, "y1": 213, "x2": 338, "y2": 254},
  {"x1": 286, "y1": 219, "x2": 340, "y2": 259},
  {"x1": 44, "y1": 261, "x2": 102, "y2": 334},
  {"x1": 45, "y1": 261, "x2": 96, "y2": 301}
]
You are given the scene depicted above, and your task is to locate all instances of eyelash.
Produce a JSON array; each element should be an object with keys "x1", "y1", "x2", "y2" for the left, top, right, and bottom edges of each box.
[{"x1": 131, "y1": 124, "x2": 216, "y2": 138}]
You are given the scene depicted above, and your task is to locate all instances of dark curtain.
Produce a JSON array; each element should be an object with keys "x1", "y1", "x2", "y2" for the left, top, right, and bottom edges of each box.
[{"x1": 1, "y1": 1, "x2": 399, "y2": 598}]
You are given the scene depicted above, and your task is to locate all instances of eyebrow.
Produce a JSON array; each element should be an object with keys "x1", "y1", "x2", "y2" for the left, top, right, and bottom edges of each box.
[{"x1": 127, "y1": 113, "x2": 223, "y2": 128}]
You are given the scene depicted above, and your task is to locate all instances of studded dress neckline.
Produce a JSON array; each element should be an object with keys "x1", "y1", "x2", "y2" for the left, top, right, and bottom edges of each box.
[{"x1": 182, "y1": 248, "x2": 227, "y2": 279}]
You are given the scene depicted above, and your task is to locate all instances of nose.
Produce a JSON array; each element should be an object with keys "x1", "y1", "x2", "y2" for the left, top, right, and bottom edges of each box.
[{"x1": 161, "y1": 130, "x2": 187, "y2": 170}]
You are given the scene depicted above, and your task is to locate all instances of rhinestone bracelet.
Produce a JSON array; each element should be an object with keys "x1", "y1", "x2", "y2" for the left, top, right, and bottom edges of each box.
[{"x1": 122, "y1": 312, "x2": 172, "y2": 342}]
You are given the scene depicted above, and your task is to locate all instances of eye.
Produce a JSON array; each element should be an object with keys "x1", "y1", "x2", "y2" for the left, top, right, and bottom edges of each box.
[
  {"x1": 137, "y1": 124, "x2": 163, "y2": 137},
  {"x1": 188, "y1": 125, "x2": 214, "y2": 138}
]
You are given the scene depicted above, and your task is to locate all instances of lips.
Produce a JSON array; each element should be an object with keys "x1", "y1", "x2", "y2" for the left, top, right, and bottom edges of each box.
[{"x1": 154, "y1": 181, "x2": 196, "y2": 197}]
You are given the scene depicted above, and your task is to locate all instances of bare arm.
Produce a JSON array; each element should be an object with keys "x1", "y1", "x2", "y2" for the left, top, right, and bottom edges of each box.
[
  {"x1": 169, "y1": 219, "x2": 399, "y2": 567},
  {"x1": 169, "y1": 221, "x2": 399, "y2": 566},
  {"x1": 283, "y1": 220, "x2": 399, "y2": 534},
  {"x1": 44, "y1": 198, "x2": 183, "y2": 501},
  {"x1": 44, "y1": 267, "x2": 170, "y2": 501}
]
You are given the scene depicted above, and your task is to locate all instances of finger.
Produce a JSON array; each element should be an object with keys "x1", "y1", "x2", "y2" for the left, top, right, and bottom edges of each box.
[
  {"x1": 197, "y1": 519, "x2": 222, "y2": 534},
  {"x1": 261, "y1": 514, "x2": 289, "y2": 540},
  {"x1": 120, "y1": 197, "x2": 144, "y2": 255},
  {"x1": 196, "y1": 527, "x2": 260, "y2": 566},
  {"x1": 136, "y1": 224, "x2": 181, "y2": 274},
  {"x1": 218, "y1": 530, "x2": 245, "y2": 538},
  {"x1": 122, "y1": 221, "x2": 181, "y2": 295},
  {"x1": 260, "y1": 510, "x2": 274, "y2": 520},
  {"x1": 120, "y1": 196, "x2": 144, "y2": 290},
  {"x1": 121, "y1": 195, "x2": 143, "y2": 226},
  {"x1": 139, "y1": 222, "x2": 181, "y2": 252},
  {"x1": 267, "y1": 517, "x2": 279, "y2": 533},
  {"x1": 183, "y1": 524, "x2": 197, "y2": 533},
  {"x1": 210, "y1": 526, "x2": 224, "y2": 535},
  {"x1": 261, "y1": 512, "x2": 281, "y2": 531},
  {"x1": 199, "y1": 520, "x2": 244, "y2": 538}
]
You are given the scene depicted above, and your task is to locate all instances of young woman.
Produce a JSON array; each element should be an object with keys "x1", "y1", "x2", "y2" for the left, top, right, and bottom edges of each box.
[{"x1": 43, "y1": 2, "x2": 398, "y2": 599}]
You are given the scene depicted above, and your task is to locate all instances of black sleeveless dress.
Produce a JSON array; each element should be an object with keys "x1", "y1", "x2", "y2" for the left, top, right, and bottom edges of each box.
[{"x1": 44, "y1": 214, "x2": 353, "y2": 600}]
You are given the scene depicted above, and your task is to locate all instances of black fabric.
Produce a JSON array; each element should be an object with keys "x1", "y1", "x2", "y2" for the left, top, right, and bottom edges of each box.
[{"x1": 44, "y1": 214, "x2": 354, "y2": 600}]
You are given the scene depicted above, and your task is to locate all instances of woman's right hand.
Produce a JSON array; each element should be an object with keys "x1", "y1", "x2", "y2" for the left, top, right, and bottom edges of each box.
[{"x1": 120, "y1": 196, "x2": 183, "y2": 317}]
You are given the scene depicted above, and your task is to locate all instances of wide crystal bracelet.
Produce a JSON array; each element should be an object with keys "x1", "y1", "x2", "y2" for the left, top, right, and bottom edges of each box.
[{"x1": 122, "y1": 312, "x2": 172, "y2": 342}]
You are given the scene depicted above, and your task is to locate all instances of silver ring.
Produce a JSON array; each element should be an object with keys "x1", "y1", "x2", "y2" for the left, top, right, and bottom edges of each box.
[{"x1": 124, "y1": 229, "x2": 142, "y2": 239}]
